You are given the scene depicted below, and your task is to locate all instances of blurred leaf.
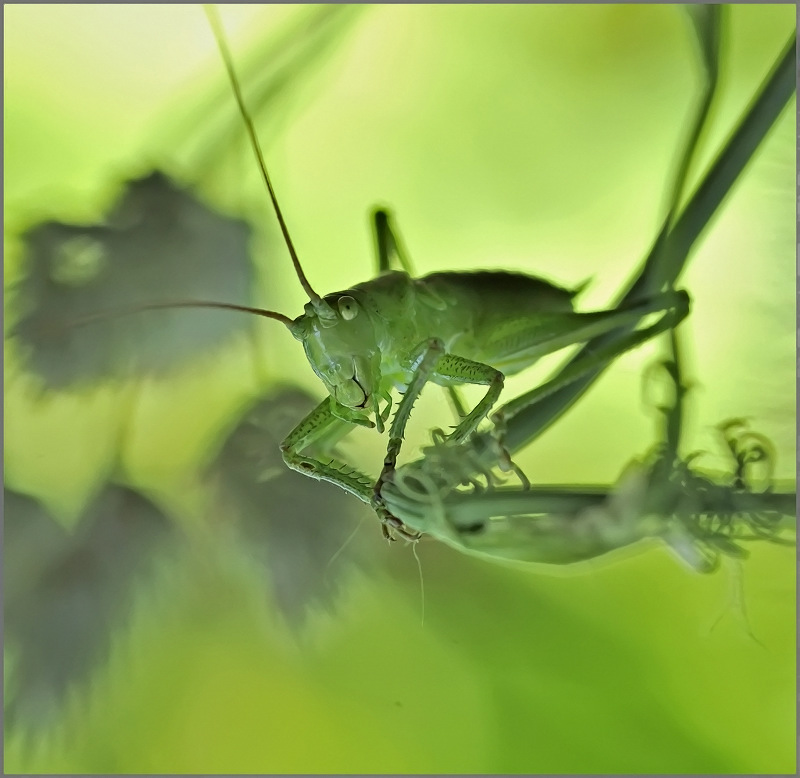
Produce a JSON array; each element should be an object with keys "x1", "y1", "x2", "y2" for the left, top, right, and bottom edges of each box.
[
  {"x1": 651, "y1": 20, "x2": 794, "y2": 291},
  {"x1": 2, "y1": 491, "x2": 67, "y2": 608},
  {"x1": 3, "y1": 485, "x2": 175, "y2": 730},
  {"x1": 663, "y1": 4, "x2": 722, "y2": 223},
  {"x1": 414, "y1": 553, "x2": 738, "y2": 774},
  {"x1": 9, "y1": 172, "x2": 255, "y2": 388},
  {"x1": 207, "y1": 386, "x2": 374, "y2": 631}
]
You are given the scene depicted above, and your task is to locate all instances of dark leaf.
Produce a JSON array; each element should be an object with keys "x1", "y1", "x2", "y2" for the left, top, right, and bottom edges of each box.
[
  {"x1": 9, "y1": 172, "x2": 255, "y2": 388},
  {"x1": 4, "y1": 486, "x2": 174, "y2": 730},
  {"x1": 207, "y1": 386, "x2": 373, "y2": 631}
]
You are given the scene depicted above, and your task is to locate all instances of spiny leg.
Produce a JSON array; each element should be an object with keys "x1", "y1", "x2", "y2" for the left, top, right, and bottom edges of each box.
[
  {"x1": 373, "y1": 338, "x2": 445, "y2": 540},
  {"x1": 436, "y1": 356, "x2": 529, "y2": 488},
  {"x1": 280, "y1": 397, "x2": 376, "y2": 504},
  {"x1": 281, "y1": 397, "x2": 419, "y2": 539},
  {"x1": 434, "y1": 354, "x2": 504, "y2": 444}
]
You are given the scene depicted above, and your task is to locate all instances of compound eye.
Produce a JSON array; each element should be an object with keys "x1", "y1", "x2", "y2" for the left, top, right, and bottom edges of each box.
[{"x1": 338, "y1": 295, "x2": 358, "y2": 321}]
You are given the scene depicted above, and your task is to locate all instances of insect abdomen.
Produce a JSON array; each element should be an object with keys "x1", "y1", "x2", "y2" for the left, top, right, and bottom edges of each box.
[
  {"x1": 421, "y1": 270, "x2": 578, "y2": 316},
  {"x1": 414, "y1": 271, "x2": 583, "y2": 372}
]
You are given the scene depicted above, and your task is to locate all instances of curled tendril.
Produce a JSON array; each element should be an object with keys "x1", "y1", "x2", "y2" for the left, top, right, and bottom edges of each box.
[
  {"x1": 717, "y1": 419, "x2": 776, "y2": 491},
  {"x1": 641, "y1": 418, "x2": 789, "y2": 571}
]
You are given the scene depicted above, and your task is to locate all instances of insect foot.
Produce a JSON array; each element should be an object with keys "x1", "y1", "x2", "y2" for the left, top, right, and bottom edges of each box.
[
  {"x1": 385, "y1": 514, "x2": 423, "y2": 543},
  {"x1": 489, "y1": 410, "x2": 530, "y2": 489},
  {"x1": 372, "y1": 496, "x2": 422, "y2": 542}
]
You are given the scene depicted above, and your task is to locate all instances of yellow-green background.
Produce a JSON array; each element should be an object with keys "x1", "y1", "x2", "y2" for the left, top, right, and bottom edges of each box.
[{"x1": 4, "y1": 4, "x2": 796, "y2": 773}]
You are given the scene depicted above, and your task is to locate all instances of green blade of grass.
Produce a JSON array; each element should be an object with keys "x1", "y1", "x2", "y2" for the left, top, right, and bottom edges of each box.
[{"x1": 502, "y1": 28, "x2": 796, "y2": 453}]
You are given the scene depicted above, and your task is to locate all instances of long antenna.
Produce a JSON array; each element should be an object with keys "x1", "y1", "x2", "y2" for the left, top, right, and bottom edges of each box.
[
  {"x1": 64, "y1": 300, "x2": 296, "y2": 332},
  {"x1": 204, "y1": 4, "x2": 323, "y2": 304}
]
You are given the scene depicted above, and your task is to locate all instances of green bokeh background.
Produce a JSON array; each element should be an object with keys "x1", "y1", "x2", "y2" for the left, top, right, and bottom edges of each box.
[{"x1": 4, "y1": 4, "x2": 796, "y2": 773}]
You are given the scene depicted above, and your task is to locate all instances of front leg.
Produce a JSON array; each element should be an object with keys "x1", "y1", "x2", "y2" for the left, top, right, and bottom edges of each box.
[
  {"x1": 373, "y1": 339, "x2": 445, "y2": 540},
  {"x1": 281, "y1": 397, "x2": 373, "y2": 503},
  {"x1": 280, "y1": 397, "x2": 409, "y2": 538}
]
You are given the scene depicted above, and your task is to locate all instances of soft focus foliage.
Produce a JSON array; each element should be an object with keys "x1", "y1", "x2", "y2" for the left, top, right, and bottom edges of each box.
[
  {"x1": 9, "y1": 173, "x2": 254, "y2": 388},
  {"x1": 4, "y1": 486, "x2": 174, "y2": 730}
]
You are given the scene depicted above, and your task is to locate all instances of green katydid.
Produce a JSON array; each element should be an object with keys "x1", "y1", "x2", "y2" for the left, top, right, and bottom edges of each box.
[
  {"x1": 195, "y1": 7, "x2": 690, "y2": 541},
  {"x1": 74, "y1": 7, "x2": 689, "y2": 542}
]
